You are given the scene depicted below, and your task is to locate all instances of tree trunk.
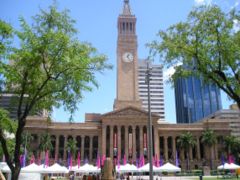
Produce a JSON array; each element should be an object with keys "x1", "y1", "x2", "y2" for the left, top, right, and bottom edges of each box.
[
  {"x1": 11, "y1": 165, "x2": 21, "y2": 180},
  {"x1": 186, "y1": 152, "x2": 190, "y2": 171},
  {"x1": 210, "y1": 146, "x2": 214, "y2": 169}
]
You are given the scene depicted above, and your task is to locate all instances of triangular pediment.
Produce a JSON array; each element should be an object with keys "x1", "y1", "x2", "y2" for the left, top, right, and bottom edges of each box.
[{"x1": 101, "y1": 106, "x2": 159, "y2": 119}]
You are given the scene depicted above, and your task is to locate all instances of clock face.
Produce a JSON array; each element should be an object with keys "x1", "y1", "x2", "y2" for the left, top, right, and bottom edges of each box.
[{"x1": 122, "y1": 52, "x2": 133, "y2": 63}]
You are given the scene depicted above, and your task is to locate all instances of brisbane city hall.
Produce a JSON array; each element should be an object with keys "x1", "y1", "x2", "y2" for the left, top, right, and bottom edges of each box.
[{"x1": 24, "y1": 0, "x2": 240, "y2": 170}]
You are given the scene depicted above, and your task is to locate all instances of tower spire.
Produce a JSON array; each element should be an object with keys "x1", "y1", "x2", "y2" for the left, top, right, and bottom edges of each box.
[{"x1": 122, "y1": 0, "x2": 131, "y2": 15}]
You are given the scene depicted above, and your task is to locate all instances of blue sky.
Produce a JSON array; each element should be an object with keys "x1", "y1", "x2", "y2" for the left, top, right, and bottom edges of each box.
[{"x1": 0, "y1": 0, "x2": 239, "y2": 123}]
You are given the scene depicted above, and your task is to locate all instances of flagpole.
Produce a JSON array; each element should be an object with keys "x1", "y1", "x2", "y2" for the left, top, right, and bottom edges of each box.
[{"x1": 146, "y1": 60, "x2": 153, "y2": 180}]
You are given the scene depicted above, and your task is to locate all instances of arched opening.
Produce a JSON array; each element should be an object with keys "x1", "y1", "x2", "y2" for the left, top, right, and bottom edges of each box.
[
  {"x1": 106, "y1": 126, "x2": 110, "y2": 157},
  {"x1": 50, "y1": 135, "x2": 56, "y2": 158},
  {"x1": 76, "y1": 136, "x2": 81, "y2": 151},
  {"x1": 84, "y1": 136, "x2": 90, "y2": 160},
  {"x1": 59, "y1": 135, "x2": 65, "y2": 159},
  {"x1": 92, "y1": 136, "x2": 98, "y2": 160},
  {"x1": 113, "y1": 126, "x2": 118, "y2": 159},
  {"x1": 168, "y1": 137, "x2": 172, "y2": 161},
  {"x1": 128, "y1": 126, "x2": 133, "y2": 159},
  {"x1": 121, "y1": 126, "x2": 125, "y2": 159},
  {"x1": 143, "y1": 126, "x2": 147, "y2": 158},
  {"x1": 136, "y1": 126, "x2": 140, "y2": 159}
]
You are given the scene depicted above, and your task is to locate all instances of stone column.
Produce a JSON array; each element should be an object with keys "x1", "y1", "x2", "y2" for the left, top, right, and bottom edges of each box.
[
  {"x1": 37, "y1": 134, "x2": 41, "y2": 155},
  {"x1": 214, "y1": 144, "x2": 218, "y2": 160},
  {"x1": 102, "y1": 126, "x2": 106, "y2": 156},
  {"x1": 118, "y1": 126, "x2": 121, "y2": 158},
  {"x1": 125, "y1": 126, "x2": 129, "y2": 160},
  {"x1": 189, "y1": 147, "x2": 193, "y2": 160},
  {"x1": 98, "y1": 135, "x2": 102, "y2": 155},
  {"x1": 81, "y1": 136, "x2": 85, "y2": 160},
  {"x1": 172, "y1": 136, "x2": 176, "y2": 161},
  {"x1": 89, "y1": 136, "x2": 93, "y2": 162},
  {"x1": 63, "y1": 135, "x2": 67, "y2": 160},
  {"x1": 140, "y1": 126, "x2": 143, "y2": 157},
  {"x1": 154, "y1": 128, "x2": 159, "y2": 158},
  {"x1": 196, "y1": 137, "x2": 201, "y2": 160},
  {"x1": 110, "y1": 126, "x2": 114, "y2": 159},
  {"x1": 132, "y1": 126, "x2": 136, "y2": 161},
  {"x1": 55, "y1": 135, "x2": 59, "y2": 160},
  {"x1": 164, "y1": 136, "x2": 168, "y2": 161}
]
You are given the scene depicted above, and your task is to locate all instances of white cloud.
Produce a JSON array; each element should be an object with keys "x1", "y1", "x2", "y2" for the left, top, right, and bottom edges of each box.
[
  {"x1": 233, "y1": 19, "x2": 240, "y2": 32},
  {"x1": 194, "y1": 0, "x2": 212, "y2": 5},
  {"x1": 163, "y1": 62, "x2": 182, "y2": 82}
]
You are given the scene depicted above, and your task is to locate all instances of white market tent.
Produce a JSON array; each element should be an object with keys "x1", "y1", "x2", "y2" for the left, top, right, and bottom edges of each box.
[
  {"x1": 138, "y1": 163, "x2": 159, "y2": 172},
  {"x1": 217, "y1": 163, "x2": 240, "y2": 170},
  {"x1": 72, "y1": 163, "x2": 100, "y2": 173},
  {"x1": 43, "y1": 163, "x2": 69, "y2": 174},
  {"x1": 0, "y1": 162, "x2": 10, "y2": 173},
  {"x1": 116, "y1": 163, "x2": 138, "y2": 173},
  {"x1": 21, "y1": 163, "x2": 44, "y2": 173},
  {"x1": 157, "y1": 162, "x2": 181, "y2": 172}
]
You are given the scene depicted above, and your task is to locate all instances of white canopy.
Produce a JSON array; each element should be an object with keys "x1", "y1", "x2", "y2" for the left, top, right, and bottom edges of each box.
[
  {"x1": 116, "y1": 163, "x2": 138, "y2": 173},
  {"x1": 72, "y1": 163, "x2": 100, "y2": 173},
  {"x1": 217, "y1": 163, "x2": 240, "y2": 170},
  {"x1": 157, "y1": 162, "x2": 181, "y2": 172},
  {"x1": 43, "y1": 163, "x2": 69, "y2": 174},
  {"x1": 21, "y1": 163, "x2": 44, "y2": 173},
  {"x1": 0, "y1": 162, "x2": 11, "y2": 173},
  {"x1": 138, "y1": 163, "x2": 159, "y2": 172}
]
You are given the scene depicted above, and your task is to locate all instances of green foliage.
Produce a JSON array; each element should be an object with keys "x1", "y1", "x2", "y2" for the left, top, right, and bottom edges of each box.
[
  {"x1": 149, "y1": 5, "x2": 240, "y2": 108},
  {"x1": 0, "y1": 4, "x2": 111, "y2": 179},
  {"x1": 0, "y1": 108, "x2": 16, "y2": 159},
  {"x1": 39, "y1": 133, "x2": 53, "y2": 152},
  {"x1": 201, "y1": 129, "x2": 217, "y2": 147},
  {"x1": 0, "y1": 20, "x2": 13, "y2": 56},
  {"x1": 0, "y1": 4, "x2": 112, "y2": 120},
  {"x1": 224, "y1": 135, "x2": 240, "y2": 156},
  {"x1": 66, "y1": 138, "x2": 77, "y2": 158},
  {"x1": 177, "y1": 131, "x2": 196, "y2": 151},
  {"x1": 0, "y1": 108, "x2": 17, "y2": 134},
  {"x1": 21, "y1": 132, "x2": 34, "y2": 153}
]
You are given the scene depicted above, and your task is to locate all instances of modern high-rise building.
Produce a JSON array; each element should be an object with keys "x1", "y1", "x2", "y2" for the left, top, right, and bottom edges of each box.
[
  {"x1": 0, "y1": 93, "x2": 48, "y2": 119},
  {"x1": 0, "y1": 93, "x2": 19, "y2": 119},
  {"x1": 138, "y1": 59, "x2": 165, "y2": 120},
  {"x1": 175, "y1": 76, "x2": 222, "y2": 123}
]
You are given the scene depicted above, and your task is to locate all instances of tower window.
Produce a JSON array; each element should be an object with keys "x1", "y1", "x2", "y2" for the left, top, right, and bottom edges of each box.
[
  {"x1": 130, "y1": 23, "x2": 132, "y2": 31},
  {"x1": 123, "y1": 23, "x2": 125, "y2": 31},
  {"x1": 126, "y1": 23, "x2": 129, "y2": 31}
]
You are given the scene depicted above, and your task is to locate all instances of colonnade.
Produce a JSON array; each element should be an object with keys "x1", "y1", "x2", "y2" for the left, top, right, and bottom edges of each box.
[
  {"x1": 101, "y1": 125, "x2": 222, "y2": 165},
  {"x1": 33, "y1": 134, "x2": 99, "y2": 163}
]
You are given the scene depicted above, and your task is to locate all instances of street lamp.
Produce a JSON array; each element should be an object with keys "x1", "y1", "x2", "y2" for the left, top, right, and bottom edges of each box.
[{"x1": 146, "y1": 60, "x2": 153, "y2": 180}]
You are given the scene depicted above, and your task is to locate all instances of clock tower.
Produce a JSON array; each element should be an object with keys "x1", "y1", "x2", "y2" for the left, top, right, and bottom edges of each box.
[{"x1": 114, "y1": 0, "x2": 142, "y2": 110}]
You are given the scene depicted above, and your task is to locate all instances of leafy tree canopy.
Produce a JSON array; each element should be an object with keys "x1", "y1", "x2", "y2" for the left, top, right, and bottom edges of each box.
[
  {"x1": 149, "y1": 5, "x2": 240, "y2": 108},
  {"x1": 201, "y1": 129, "x2": 217, "y2": 147},
  {"x1": 0, "y1": 4, "x2": 111, "y2": 180}
]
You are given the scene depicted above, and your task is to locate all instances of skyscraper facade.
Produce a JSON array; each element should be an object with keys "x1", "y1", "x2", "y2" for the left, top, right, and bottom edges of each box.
[
  {"x1": 175, "y1": 76, "x2": 222, "y2": 123},
  {"x1": 138, "y1": 59, "x2": 165, "y2": 120}
]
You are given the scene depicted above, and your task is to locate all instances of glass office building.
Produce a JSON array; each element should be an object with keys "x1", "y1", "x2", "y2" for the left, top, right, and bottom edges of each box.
[{"x1": 175, "y1": 76, "x2": 222, "y2": 123}]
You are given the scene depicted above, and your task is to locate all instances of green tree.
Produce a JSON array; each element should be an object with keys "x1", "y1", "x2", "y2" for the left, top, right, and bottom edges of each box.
[
  {"x1": 0, "y1": 108, "x2": 16, "y2": 159},
  {"x1": 66, "y1": 138, "x2": 77, "y2": 159},
  {"x1": 149, "y1": 5, "x2": 240, "y2": 108},
  {"x1": 201, "y1": 129, "x2": 217, "y2": 169},
  {"x1": 39, "y1": 133, "x2": 53, "y2": 153},
  {"x1": 0, "y1": 4, "x2": 111, "y2": 180},
  {"x1": 224, "y1": 135, "x2": 237, "y2": 155},
  {"x1": 177, "y1": 131, "x2": 196, "y2": 170}
]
